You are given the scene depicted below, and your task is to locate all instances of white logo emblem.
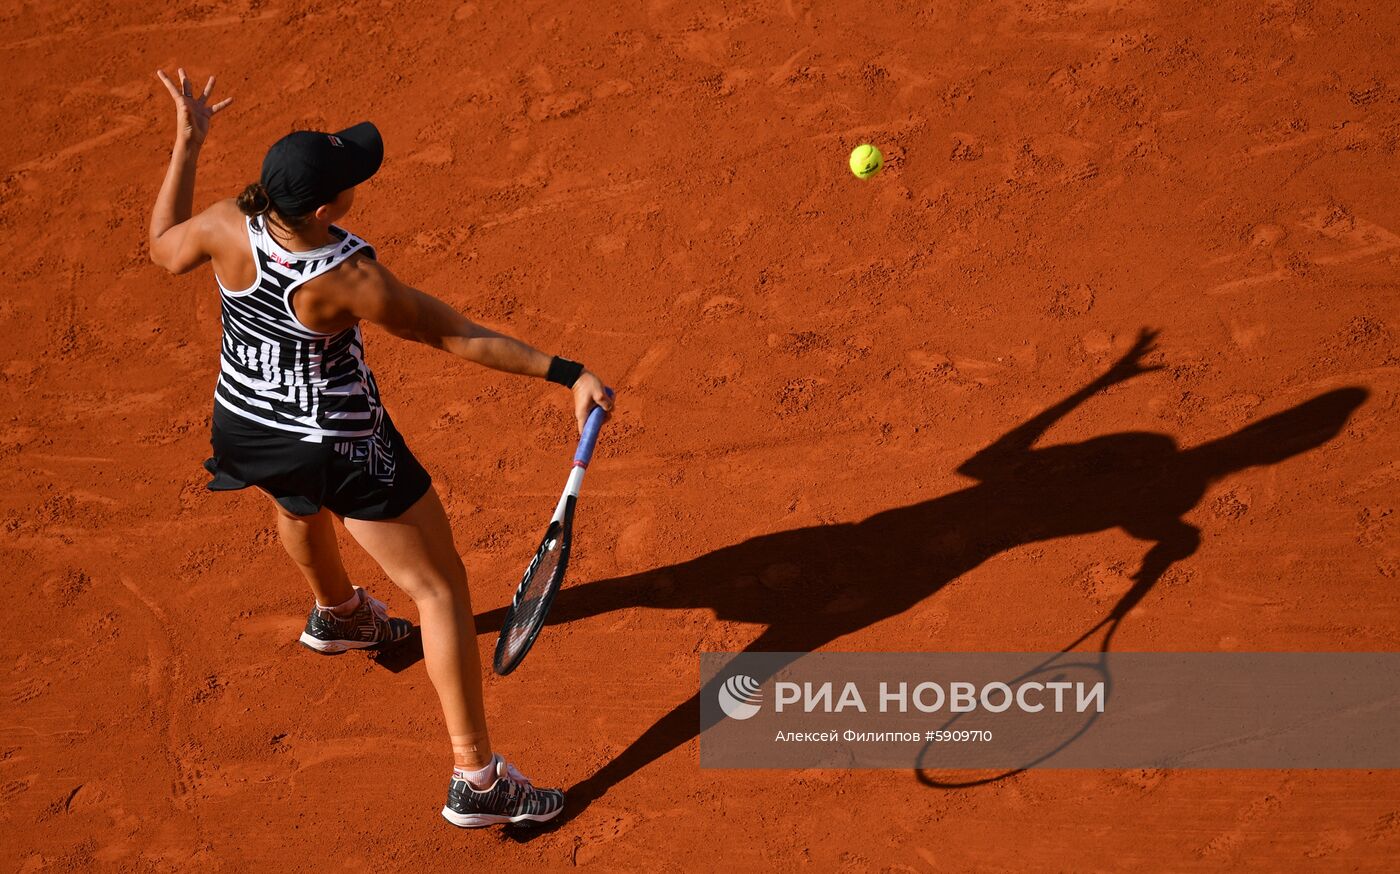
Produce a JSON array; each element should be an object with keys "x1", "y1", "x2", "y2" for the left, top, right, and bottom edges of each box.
[
  {"x1": 717, "y1": 674, "x2": 763, "y2": 720},
  {"x1": 328, "y1": 135, "x2": 344, "y2": 147}
]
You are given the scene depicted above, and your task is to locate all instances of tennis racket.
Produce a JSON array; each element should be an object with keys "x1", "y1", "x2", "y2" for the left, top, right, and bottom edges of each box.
[{"x1": 493, "y1": 391, "x2": 612, "y2": 675}]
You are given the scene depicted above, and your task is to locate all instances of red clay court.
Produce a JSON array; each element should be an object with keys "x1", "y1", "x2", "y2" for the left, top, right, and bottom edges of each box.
[{"x1": 4, "y1": 0, "x2": 1399, "y2": 869}]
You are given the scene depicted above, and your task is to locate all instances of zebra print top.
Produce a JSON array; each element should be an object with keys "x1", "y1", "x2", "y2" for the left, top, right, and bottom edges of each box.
[{"x1": 213, "y1": 217, "x2": 383, "y2": 442}]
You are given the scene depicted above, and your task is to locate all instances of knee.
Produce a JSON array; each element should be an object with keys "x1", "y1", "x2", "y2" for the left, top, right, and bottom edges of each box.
[{"x1": 405, "y1": 558, "x2": 469, "y2": 604}]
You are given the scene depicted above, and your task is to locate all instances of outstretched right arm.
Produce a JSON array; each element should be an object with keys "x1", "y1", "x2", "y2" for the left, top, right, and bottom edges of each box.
[{"x1": 298, "y1": 256, "x2": 614, "y2": 431}]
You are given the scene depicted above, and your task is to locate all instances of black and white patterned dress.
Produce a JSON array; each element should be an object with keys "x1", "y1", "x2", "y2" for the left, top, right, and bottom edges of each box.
[{"x1": 202, "y1": 217, "x2": 430, "y2": 519}]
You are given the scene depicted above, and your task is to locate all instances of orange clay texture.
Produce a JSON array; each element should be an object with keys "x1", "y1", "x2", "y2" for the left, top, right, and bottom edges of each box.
[{"x1": 2, "y1": 0, "x2": 1399, "y2": 870}]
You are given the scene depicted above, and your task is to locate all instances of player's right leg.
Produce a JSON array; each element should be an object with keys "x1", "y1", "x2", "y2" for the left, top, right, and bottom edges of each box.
[
  {"x1": 268, "y1": 498, "x2": 412, "y2": 654},
  {"x1": 271, "y1": 501, "x2": 354, "y2": 606},
  {"x1": 341, "y1": 485, "x2": 564, "y2": 827}
]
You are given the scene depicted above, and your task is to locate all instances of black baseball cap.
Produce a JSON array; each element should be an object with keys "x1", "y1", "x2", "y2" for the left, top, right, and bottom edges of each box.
[{"x1": 260, "y1": 121, "x2": 383, "y2": 217}]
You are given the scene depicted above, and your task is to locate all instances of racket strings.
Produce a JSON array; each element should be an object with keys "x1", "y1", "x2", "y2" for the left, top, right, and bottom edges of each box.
[{"x1": 496, "y1": 522, "x2": 570, "y2": 672}]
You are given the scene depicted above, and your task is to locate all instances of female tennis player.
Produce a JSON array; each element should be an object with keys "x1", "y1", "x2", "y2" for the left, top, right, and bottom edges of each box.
[{"x1": 147, "y1": 69, "x2": 611, "y2": 827}]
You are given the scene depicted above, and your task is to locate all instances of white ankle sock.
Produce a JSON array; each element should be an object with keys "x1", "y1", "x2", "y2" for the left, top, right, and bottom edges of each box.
[
  {"x1": 317, "y1": 588, "x2": 361, "y2": 617},
  {"x1": 456, "y1": 755, "x2": 499, "y2": 788}
]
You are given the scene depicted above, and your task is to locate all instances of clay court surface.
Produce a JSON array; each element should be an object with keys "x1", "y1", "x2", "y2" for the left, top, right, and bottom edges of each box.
[{"x1": 4, "y1": 0, "x2": 1400, "y2": 869}]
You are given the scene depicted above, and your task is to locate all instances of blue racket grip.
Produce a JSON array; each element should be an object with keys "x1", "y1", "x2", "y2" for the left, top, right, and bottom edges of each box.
[{"x1": 573, "y1": 387, "x2": 613, "y2": 467}]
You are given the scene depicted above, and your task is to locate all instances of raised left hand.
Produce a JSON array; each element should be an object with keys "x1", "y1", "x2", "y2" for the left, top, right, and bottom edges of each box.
[{"x1": 156, "y1": 67, "x2": 232, "y2": 147}]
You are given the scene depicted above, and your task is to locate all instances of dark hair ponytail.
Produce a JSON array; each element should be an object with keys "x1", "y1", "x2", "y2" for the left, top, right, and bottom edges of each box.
[
  {"x1": 236, "y1": 182, "x2": 273, "y2": 217},
  {"x1": 236, "y1": 181, "x2": 312, "y2": 233}
]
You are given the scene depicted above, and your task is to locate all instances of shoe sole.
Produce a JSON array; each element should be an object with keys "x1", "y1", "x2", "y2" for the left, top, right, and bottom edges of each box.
[
  {"x1": 298, "y1": 632, "x2": 390, "y2": 655},
  {"x1": 440, "y1": 806, "x2": 563, "y2": 828}
]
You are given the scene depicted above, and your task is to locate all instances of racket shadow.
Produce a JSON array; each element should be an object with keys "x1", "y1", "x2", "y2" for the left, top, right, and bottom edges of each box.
[{"x1": 479, "y1": 335, "x2": 1366, "y2": 830}]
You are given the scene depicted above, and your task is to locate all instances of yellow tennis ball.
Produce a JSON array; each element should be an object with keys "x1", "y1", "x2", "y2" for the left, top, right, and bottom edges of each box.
[{"x1": 849, "y1": 143, "x2": 883, "y2": 179}]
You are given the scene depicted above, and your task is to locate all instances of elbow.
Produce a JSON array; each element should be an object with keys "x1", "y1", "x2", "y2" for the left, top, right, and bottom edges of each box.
[
  {"x1": 955, "y1": 454, "x2": 996, "y2": 480},
  {"x1": 149, "y1": 245, "x2": 191, "y2": 276},
  {"x1": 382, "y1": 323, "x2": 426, "y2": 345},
  {"x1": 415, "y1": 331, "x2": 453, "y2": 353},
  {"x1": 148, "y1": 241, "x2": 176, "y2": 274}
]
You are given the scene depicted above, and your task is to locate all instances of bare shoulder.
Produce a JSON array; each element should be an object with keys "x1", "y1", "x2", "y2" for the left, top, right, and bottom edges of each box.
[
  {"x1": 323, "y1": 251, "x2": 397, "y2": 299},
  {"x1": 203, "y1": 197, "x2": 244, "y2": 224},
  {"x1": 336, "y1": 250, "x2": 391, "y2": 282},
  {"x1": 197, "y1": 198, "x2": 247, "y2": 242},
  {"x1": 293, "y1": 252, "x2": 399, "y2": 331}
]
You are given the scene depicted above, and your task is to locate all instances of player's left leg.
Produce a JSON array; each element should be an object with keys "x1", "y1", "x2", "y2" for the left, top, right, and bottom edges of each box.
[
  {"x1": 342, "y1": 486, "x2": 565, "y2": 827},
  {"x1": 341, "y1": 487, "x2": 488, "y2": 759}
]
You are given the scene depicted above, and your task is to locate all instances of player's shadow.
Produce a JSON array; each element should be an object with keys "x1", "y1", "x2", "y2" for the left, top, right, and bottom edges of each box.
[
  {"x1": 369, "y1": 627, "x2": 423, "y2": 673},
  {"x1": 476, "y1": 330, "x2": 1366, "y2": 834}
]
